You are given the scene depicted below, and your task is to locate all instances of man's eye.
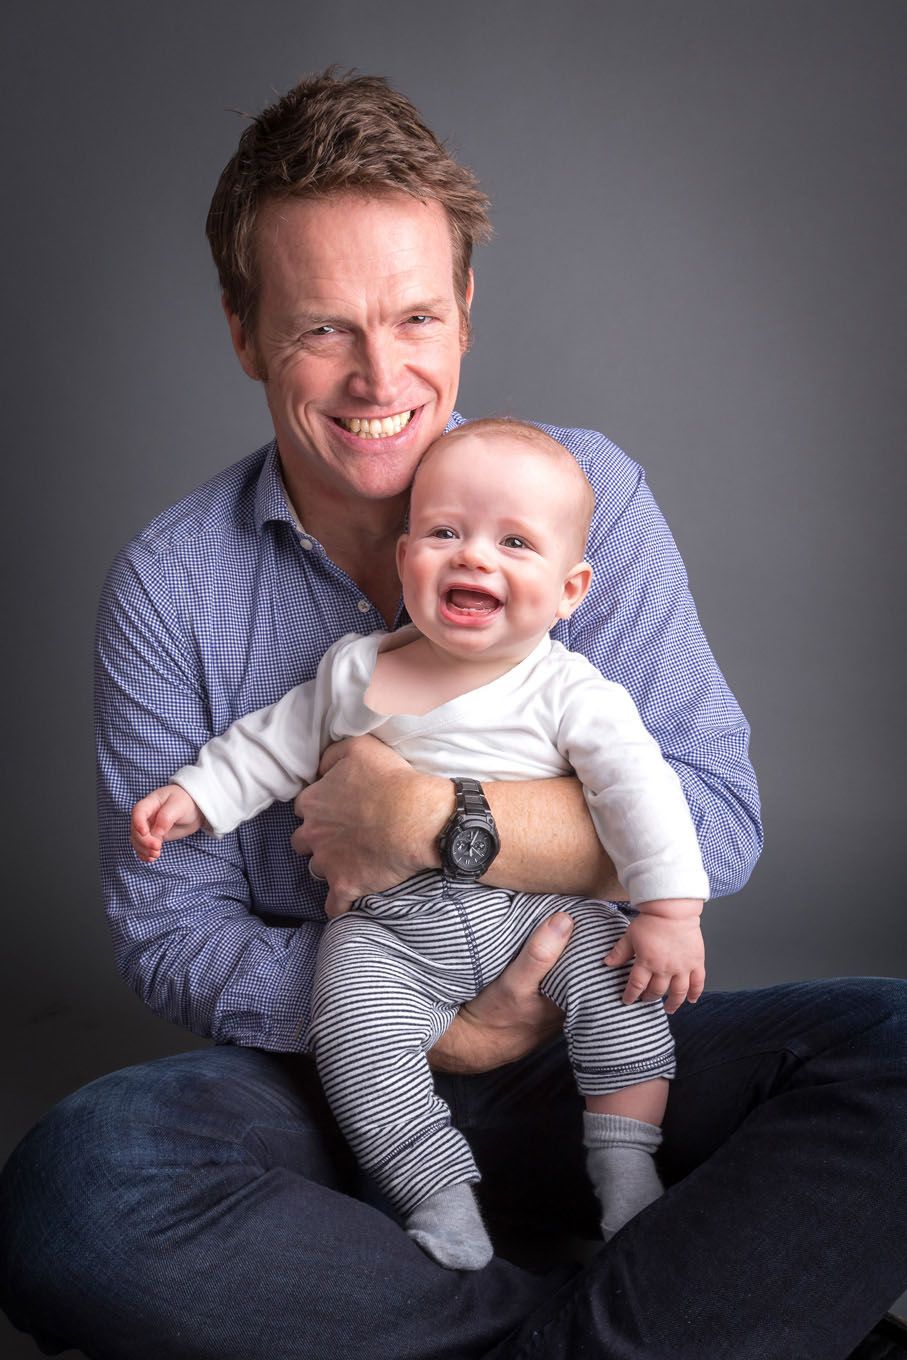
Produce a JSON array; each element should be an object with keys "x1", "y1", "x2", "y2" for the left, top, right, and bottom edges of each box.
[
  {"x1": 407, "y1": 314, "x2": 431, "y2": 325},
  {"x1": 502, "y1": 535, "x2": 529, "y2": 549},
  {"x1": 306, "y1": 325, "x2": 336, "y2": 337}
]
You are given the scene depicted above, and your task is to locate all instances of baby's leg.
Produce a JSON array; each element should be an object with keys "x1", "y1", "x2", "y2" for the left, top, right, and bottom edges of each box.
[
  {"x1": 537, "y1": 897, "x2": 675, "y2": 1240},
  {"x1": 582, "y1": 1080, "x2": 667, "y2": 1240},
  {"x1": 310, "y1": 907, "x2": 492, "y2": 1269}
]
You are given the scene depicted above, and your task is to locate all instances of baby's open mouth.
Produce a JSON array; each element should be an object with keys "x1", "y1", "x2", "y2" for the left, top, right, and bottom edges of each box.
[{"x1": 444, "y1": 589, "x2": 501, "y2": 614}]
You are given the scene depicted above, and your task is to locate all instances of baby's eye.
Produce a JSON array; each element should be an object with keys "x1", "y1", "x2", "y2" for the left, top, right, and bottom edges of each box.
[
  {"x1": 502, "y1": 535, "x2": 529, "y2": 549},
  {"x1": 429, "y1": 527, "x2": 457, "y2": 540}
]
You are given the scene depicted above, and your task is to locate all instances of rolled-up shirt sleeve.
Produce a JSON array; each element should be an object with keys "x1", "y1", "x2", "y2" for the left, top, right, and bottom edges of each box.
[{"x1": 556, "y1": 427, "x2": 763, "y2": 898}]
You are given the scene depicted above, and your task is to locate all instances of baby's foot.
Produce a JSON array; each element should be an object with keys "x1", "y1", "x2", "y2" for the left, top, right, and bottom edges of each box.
[
  {"x1": 583, "y1": 1111, "x2": 664, "y2": 1240},
  {"x1": 406, "y1": 1181, "x2": 493, "y2": 1270}
]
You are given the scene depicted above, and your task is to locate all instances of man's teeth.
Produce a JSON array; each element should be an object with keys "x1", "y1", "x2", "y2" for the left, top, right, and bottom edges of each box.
[{"x1": 338, "y1": 411, "x2": 413, "y2": 438}]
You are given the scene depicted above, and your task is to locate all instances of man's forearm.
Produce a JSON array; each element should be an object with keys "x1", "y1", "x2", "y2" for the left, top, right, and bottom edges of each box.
[
  {"x1": 394, "y1": 769, "x2": 622, "y2": 900},
  {"x1": 483, "y1": 776, "x2": 622, "y2": 899},
  {"x1": 410, "y1": 777, "x2": 617, "y2": 903},
  {"x1": 295, "y1": 740, "x2": 622, "y2": 912}
]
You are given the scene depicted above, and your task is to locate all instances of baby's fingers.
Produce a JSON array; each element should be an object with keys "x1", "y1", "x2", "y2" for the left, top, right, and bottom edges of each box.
[
  {"x1": 130, "y1": 827, "x2": 162, "y2": 862},
  {"x1": 688, "y1": 965, "x2": 706, "y2": 1005},
  {"x1": 149, "y1": 803, "x2": 181, "y2": 838},
  {"x1": 640, "y1": 971, "x2": 673, "y2": 1004},
  {"x1": 131, "y1": 803, "x2": 159, "y2": 861},
  {"x1": 663, "y1": 974, "x2": 690, "y2": 1014},
  {"x1": 664, "y1": 965, "x2": 707, "y2": 1014},
  {"x1": 604, "y1": 932, "x2": 634, "y2": 969},
  {"x1": 621, "y1": 961, "x2": 654, "y2": 1005}
]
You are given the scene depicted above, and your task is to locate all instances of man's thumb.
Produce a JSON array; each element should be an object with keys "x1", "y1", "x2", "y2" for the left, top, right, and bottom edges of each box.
[
  {"x1": 324, "y1": 889, "x2": 351, "y2": 919},
  {"x1": 516, "y1": 912, "x2": 574, "y2": 983}
]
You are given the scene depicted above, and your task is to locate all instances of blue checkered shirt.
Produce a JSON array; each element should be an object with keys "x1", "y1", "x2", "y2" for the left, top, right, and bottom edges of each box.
[{"x1": 96, "y1": 413, "x2": 762, "y2": 1049}]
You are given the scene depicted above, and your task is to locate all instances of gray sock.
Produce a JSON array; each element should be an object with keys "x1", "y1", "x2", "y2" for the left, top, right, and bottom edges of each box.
[
  {"x1": 405, "y1": 1181, "x2": 493, "y2": 1270},
  {"x1": 583, "y1": 1111, "x2": 664, "y2": 1241}
]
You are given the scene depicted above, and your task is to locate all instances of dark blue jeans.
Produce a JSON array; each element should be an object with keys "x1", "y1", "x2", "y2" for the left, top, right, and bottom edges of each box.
[{"x1": 2, "y1": 979, "x2": 905, "y2": 1359}]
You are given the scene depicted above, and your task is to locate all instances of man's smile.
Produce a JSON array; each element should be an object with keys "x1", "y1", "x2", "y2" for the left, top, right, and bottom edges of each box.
[{"x1": 334, "y1": 409, "x2": 414, "y2": 438}]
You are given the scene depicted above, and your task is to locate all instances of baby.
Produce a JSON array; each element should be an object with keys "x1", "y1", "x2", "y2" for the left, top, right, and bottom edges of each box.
[{"x1": 131, "y1": 418, "x2": 708, "y2": 1270}]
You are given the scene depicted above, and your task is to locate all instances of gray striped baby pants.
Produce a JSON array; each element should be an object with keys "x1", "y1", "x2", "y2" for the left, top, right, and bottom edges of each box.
[{"x1": 309, "y1": 870, "x2": 675, "y2": 1218}]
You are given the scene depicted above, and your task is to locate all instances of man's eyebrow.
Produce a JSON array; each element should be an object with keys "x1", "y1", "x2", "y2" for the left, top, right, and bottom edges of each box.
[
  {"x1": 286, "y1": 309, "x2": 347, "y2": 329},
  {"x1": 405, "y1": 296, "x2": 455, "y2": 314},
  {"x1": 284, "y1": 297, "x2": 455, "y2": 330}
]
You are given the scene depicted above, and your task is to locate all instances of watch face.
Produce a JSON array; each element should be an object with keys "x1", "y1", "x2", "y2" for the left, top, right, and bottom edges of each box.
[{"x1": 450, "y1": 828, "x2": 495, "y2": 873}]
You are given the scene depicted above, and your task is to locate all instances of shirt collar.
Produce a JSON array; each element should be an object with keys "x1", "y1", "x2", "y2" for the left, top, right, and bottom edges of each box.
[
  {"x1": 254, "y1": 442, "x2": 300, "y2": 536},
  {"x1": 253, "y1": 411, "x2": 468, "y2": 537}
]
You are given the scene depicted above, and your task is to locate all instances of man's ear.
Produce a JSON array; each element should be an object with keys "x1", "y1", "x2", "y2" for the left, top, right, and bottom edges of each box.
[
  {"x1": 223, "y1": 295, "x2": 265, "y2": 381},
  {"x1": 555, "y1": 561, "x2": 593, "y2": 620},
  {"x1": 459, "y1": 269, "x2": 475, "y2": 352}
]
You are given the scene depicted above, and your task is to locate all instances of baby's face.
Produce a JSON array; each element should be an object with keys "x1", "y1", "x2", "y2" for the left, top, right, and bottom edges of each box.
[{"x1": 397, "y1": 432, "x2": 590, "y2": 665}]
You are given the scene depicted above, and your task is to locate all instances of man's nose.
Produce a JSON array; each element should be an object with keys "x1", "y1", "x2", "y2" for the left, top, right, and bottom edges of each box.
[{"x1": 347, "y1": 334, "x2": 402, "y2": 407}]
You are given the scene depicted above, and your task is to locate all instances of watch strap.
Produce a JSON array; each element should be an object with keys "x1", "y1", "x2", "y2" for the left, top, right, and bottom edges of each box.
[{"x1": 453, "y1": 778, "x2": 492, "y2": 822}]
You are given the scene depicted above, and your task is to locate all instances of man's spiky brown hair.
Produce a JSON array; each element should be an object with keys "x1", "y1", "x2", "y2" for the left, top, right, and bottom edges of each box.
[{"x1": 206, "y1": 69, "x2": 492, "y2": 333}]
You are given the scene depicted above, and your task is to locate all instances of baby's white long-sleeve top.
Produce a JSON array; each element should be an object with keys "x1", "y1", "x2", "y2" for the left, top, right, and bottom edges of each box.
[{"x1": 172, "y1": 628, "x2": 709, "y2": 906}]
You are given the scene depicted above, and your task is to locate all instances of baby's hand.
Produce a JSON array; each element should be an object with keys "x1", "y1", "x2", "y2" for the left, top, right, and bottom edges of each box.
[
  {"x1": 604, "y1": 899, "x2": 705, "y2": 1014},
  {"x1": 131, "y1": 785, "x2": 204, "y2": 862}
]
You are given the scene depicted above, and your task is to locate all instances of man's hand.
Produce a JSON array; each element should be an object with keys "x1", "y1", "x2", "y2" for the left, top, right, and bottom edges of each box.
[
  {"x1": 291, "y1": 736, "x2": 452, "y2": 918},
  {"x1": 604, "y1": 899, "x2": 705, "y2": 1013},
  {"x1": 428, "y1": 913, "x2": 574, "y2": 1074},
  {"x1": 131, "y1": 785, "x2": 204, "y2": 862}
]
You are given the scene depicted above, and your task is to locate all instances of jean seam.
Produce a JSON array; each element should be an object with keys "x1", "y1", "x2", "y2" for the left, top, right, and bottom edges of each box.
[{"x1": 674, "y1": 1042, "x2": 804, "y2": 1082}]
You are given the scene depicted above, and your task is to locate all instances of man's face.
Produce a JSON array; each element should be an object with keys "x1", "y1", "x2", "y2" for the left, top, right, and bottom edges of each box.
[
  {"x1": 228, "y1": 191, "x2": 470, "y2": 514},
  {"x1": 397, "y1": 434, "x2": 592, "y2": 667}
]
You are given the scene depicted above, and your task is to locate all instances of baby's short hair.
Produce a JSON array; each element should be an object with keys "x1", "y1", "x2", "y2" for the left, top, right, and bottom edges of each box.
[{"x1": 417, "y1": 417, "x2": 595, "y2": 558}]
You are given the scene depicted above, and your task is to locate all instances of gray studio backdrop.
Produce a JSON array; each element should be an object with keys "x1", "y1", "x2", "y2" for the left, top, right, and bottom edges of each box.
[{"x1": 3, "y1": 1, "x2": 906, "y2": 1345}]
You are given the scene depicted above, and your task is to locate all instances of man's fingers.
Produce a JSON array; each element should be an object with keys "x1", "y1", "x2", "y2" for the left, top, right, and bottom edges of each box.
[
  {"x1": 317, "y1": 738, "x2": 355, "y2": 777},
  {"x1": 324, "y1": 887, "x2": 352, "y2": 918},
  {"x1": 290, "y1": 822, "x2": 310, "y2": 856},
  {"x1": 316, "y1": 734, "x2": 401, "y2": 778}
]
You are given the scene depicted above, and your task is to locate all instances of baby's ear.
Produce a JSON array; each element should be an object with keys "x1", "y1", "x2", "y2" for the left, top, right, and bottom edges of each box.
[
  {"x1": 395, "y1": 534, "x2": 409, "y2": 580},
  {"x1": 556, "y1": 561, "x2": 593, "y2": 620}
]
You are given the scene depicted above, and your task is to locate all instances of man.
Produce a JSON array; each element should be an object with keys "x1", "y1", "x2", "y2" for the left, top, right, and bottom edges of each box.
[{"x1": 1, "y1": 70, "x2": 905, "y2": 1360}]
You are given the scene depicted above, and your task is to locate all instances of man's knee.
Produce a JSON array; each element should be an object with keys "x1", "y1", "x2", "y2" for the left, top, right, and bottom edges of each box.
[
  {"x1": 797, "y1": 976, "x2": 907, "y2": 1080},
  {"x1": 0, "y1": 1083, "x2": 111, "y2": 1332}
]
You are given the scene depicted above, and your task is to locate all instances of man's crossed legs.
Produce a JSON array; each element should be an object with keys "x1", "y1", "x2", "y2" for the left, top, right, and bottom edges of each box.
[{"x1": 1, "y1": 978, "x2": 905, "y2": 1359}]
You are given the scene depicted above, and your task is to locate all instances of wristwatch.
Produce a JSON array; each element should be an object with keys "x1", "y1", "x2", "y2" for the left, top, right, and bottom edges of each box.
[{"x1": 438, "y1": 778, "x2": 501, "y2": 882}]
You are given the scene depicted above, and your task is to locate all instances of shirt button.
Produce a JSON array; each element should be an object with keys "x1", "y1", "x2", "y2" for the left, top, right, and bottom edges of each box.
[
  {"x1": 357, "y1": 599, "x2": 371, "y2": 613},
  {"x1": 299, "y1": 537, "x2": 313, "y2": 551}
]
